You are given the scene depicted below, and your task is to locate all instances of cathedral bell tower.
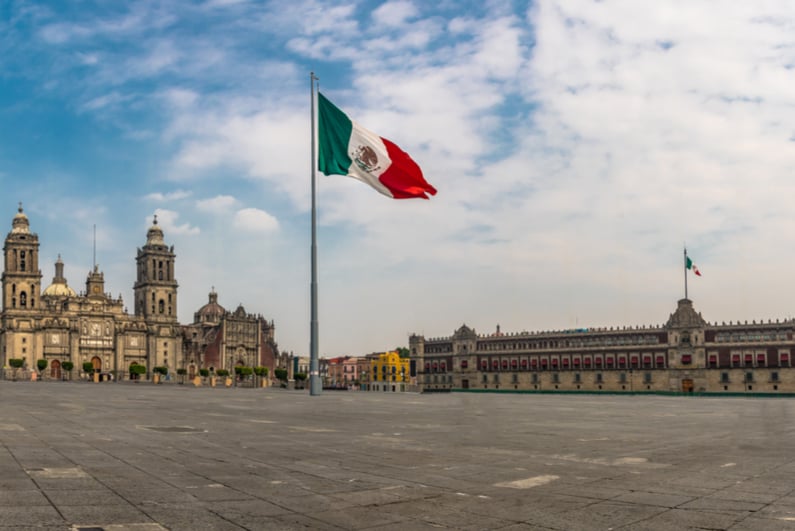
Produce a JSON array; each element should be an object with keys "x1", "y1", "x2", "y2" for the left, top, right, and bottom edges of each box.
[
  {"x1": 133, "y1": 216, "x2": 178, "y2": 322},
  {"x1": 2, "y1": 204, "x2": 42, "y2": 312}
]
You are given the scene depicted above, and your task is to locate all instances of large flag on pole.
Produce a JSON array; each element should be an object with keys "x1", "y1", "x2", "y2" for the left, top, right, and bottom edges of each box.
[
  {"x1": 686, "y1": 256, "x2": 702, "y2": 276},
  {"x1": 317, "y1": 92, "x2": 437, "y2": 199}
]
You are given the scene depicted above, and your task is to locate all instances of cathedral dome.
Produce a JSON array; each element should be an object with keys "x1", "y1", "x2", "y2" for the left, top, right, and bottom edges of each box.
[
  {"x1": 194, "y1": 288, "x2": 226, "y2": 324},
  {"x1": 42, "y1": 283, "x2": 77, "y2": 297},
  {"x1": 42, "y1": 256, "x2": 77, "y2": 298}
]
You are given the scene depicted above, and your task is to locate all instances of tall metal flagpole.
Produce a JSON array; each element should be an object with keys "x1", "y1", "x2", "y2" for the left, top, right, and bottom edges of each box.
[
  {"x1": 684, "y1": 246, "x2": 688, "y2": 300},
  {"x1": 309, "y1": 72, "x2": 321, "y2": 396}
]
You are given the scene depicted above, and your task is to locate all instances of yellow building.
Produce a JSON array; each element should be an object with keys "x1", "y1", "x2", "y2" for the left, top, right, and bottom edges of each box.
[{"x1": 370, "y1": 350, "x2": 409, "y2": 392}]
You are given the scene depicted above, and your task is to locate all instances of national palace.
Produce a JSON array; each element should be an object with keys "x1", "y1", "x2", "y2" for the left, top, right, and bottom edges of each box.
[
  {"x1": 410, "y1": 298, "x2": 795, "y2": 394},
  {"x1": 0, "y1": 205, "x2": 288, "y2": 380}
]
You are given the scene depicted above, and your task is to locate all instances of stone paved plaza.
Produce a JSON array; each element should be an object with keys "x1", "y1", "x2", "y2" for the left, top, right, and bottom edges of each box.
[{"x1": 2, "y1": 382, "x2": 795, "y2": 530}]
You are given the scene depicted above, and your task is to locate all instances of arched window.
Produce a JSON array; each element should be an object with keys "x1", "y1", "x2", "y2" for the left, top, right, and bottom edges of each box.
[
  {"x1": 158, "y1": 271, "x2": 163, "y2": 280},
  {"x1": 20, "y1": 251, "x2": 26, "y2": 271},
  {"x1": 158, "y1": 299, "x2": 165, "y2": 314}
]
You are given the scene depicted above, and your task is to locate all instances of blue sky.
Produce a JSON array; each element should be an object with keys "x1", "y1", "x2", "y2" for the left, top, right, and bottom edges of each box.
[{"x1": 1, "y1": 1, "x2": 794, "y2": 357}]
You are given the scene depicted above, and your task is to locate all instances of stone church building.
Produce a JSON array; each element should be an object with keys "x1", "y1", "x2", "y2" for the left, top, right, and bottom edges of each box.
[{"x1": 0, "y1": 205, "x2": 282, "y2": 379}]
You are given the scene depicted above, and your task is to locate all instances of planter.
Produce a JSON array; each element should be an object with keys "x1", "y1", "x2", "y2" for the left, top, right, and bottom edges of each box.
[
  {"x1": 210, "y1": 376, "x2": 217, "y2": 387},
  {"x1": 193, "y1": 376, "x2": 202, "y2": 387},
  {"x1": 225, "y1": 377, "x2": 233, "y2": 388},
  {"x1": 153, "y1": 373, "x2": 161, "y2": 384},
  {"x1": 260, "y1": 379, "x2": 269, "y2": 388},
  {"x1": 93, "y1": 372, "x2": 99, "y2": 383}
]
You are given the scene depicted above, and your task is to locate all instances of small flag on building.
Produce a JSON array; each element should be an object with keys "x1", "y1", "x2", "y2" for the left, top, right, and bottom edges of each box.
[{"x1": 317, "y1": 92, "x2": 437, "y2": 200}]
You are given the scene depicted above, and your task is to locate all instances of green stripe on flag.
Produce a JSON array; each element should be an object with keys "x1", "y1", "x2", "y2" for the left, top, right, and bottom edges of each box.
[{"x1": 318, "y1": 93, "x2": 353, "y2": 176}]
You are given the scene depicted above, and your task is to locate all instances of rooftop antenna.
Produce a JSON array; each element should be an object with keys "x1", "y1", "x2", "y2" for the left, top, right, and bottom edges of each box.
[{"x1": 93, "y1": 224, "x2": 97, "y2": 270}]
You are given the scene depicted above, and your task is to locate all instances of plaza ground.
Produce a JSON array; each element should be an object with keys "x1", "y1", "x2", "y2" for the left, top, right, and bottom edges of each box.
[{"x1": 1, "y1": 382, "x2": 795, "y2": 530}]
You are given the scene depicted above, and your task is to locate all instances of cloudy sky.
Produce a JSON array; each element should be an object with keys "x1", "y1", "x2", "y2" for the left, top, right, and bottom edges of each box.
[{"x1": 1, "y1": 1, "x2": 794, "y2": 357}]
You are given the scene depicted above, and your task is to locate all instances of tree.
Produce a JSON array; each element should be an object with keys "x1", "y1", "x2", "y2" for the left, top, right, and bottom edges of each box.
[
  {"x1": 274, "y1": 368, "x2": 288, "y2": 381},
  {"x1": 199, "y1": 368, "x2": 210, "y2": 378},
  {"x1": 396, "y1": 347, "x2": 410, "y2": 358},
  {"x1": 129, "y1": 363, "x2": 146, "y2": 380},
  {"x1": 82, "y1": 361, "x2": 94, "y2": 373},
  {"x1": 62, "y1": 361, "x2": 74, "y2": 380},
  {"x1": 253, "y1": 366, "x2": 269, "y2": 377},
  {"x1": 9, "y1": 358, "x2": 24, "y2": 381},
  {"x1": 37, "y1": 359, "x2": 47, "y2": 373},
  {"x1": 153, "y1": 366, "x2": 168, "y2": 375}
]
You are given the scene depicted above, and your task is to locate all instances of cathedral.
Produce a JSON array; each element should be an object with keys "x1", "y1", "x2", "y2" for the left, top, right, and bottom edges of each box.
[{"x1": 0, "y1": 205, "x2": 280, "y2": 380}]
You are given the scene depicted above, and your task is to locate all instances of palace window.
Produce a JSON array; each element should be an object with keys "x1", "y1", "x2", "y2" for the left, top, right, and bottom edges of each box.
[
  {"x1": 619, "y1": 373, "x2": 627, "y2": 383},
  {"x1": 771, "y1": 371, "x2": 780, "y2": 382},
  {"x1": 20, "y1": 291, "x2": 26, "y2": 308},
  {"x1": 574, "y1": 373, "x2": 581, "y2": 383},
  {"x1": 745, "y1": 372, "x2": 754, "y2": 383},
  {"x1": 720, "y1": 372, "x2": 729, "y2": 383},
  {"x1": 595, "y1": 373, "x2": 603, "y2": 383},
  {"x1": 681, "y1": 354, "x2": 692, "y2": 365},
  {"x1": 552, "y1": 373, "x2": 559, "y2": 383},
  {"x1": 643, "y1": 373, "x2": 652, "y2": 384},
  {"x1": 461, "y1": 360, "x2": 468, "y2": 369}
]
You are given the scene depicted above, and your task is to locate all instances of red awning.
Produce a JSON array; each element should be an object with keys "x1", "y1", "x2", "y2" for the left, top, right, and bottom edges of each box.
[
  {"x1": 531, "y1": 359, "x2": 538, "y2": 366},
  {"x1": 584, "y1": 358, "x2": 592, "y2": 366},
  {"x1": 562, "y1": 359, "x2": 570, "y2": 366},
  {"x1": 708, "y1": 355, "x2": 717, "y2": 362},
  {"x1": 656, "y1": 356, "x2": 665, "y2": 364},
  {"x1": 521, "y1": 359, "x2": 528, "y2": 367},
  {"x1": 594, "y1": 358, "x2": 602, "y2": 365},
  {"x1": 606, "y1": 358, "x2": 614, "y2": 365},
  {"x1": 732, "y1": 354, "x2": 740, "y2": 362},
  {"x1": 573, "y1": 358, "x2": 581, "y2": 365},
  {"x1": 781, "y1": 353, "x2": 790, "y2": 361},
  {"x1": 757, "y1": 354, "x2": 765, "y2": 361},
  {"x1": 745, "y1": 354, "x2": 753, "y2": 362},
  {"x1": 681, "y1": 354, "x2": 692, "y2": 363}
]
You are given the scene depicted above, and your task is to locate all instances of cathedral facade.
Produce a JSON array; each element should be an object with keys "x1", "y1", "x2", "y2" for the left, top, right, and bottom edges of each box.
[
  {"x1": 0, "y1": 206, "x2": 281, "y2": 380},
  {"x1": 411, "y1": 298, "x2": 795, "y2": 394}
]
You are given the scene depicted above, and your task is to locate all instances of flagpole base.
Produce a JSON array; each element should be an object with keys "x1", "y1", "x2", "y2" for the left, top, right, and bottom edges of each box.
[{"x1": 310, "y1": 375, "x2": 322, "y2": 396}]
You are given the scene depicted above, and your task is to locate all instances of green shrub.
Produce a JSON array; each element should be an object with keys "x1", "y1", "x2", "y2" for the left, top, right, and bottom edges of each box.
[
  {"x1": 216, "y1": 369, "x2": 230, "y2": 377},
  {"x1": 253, "y1": 366, "x2": 269, "y2": 377},
  {"x1": 199, "y1": 368, "x2": 210, "y2": 377},
  {"x1": 9, "y1": 358, "x2": 24, "y2": 369},
  {"x1": 236, "y1": 366, "x2": 253, "y2": 377},
  {"x1": 153, "y1": 366, "x2": 168, "y2": 375},
  {"x1": 37, "y1": 359, "x2": 47, "y2": 372},
  {"x1": 129, "y1": 364, "x2": 146, "y2": 376},
  {"x1": 62, "y1": 361, "x2": 74, "y2": 371},
  {"x1": 274, "y1": 368, "x2": 288, "y2": 381},
  {"x1": 176, "y1": 368, "x2": 187, "y2": 375},
  {"x1": 83, "y1": 361, "x2": 95, "y2": 373},
  {"x1": 294, "y1": 372, "x2": 307, "y2": 381}
]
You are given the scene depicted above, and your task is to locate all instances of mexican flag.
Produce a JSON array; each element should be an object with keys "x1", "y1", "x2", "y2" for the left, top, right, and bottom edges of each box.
[
  {"x1": 686, "y1": 256, "x2": 701, "y2": 276},
  {"x1": 317, "y1": 92, "x2": 437, "y2": 200}
]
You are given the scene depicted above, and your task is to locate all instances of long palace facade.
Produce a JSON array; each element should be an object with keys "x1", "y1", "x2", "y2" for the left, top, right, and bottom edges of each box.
[{"x1": 410, "y1": 298, "x2": 795, "y2": 394}]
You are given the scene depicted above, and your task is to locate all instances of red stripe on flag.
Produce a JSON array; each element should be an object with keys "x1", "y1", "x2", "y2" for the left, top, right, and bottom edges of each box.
[{"x1": 379, "y1": 138, "x2": 437, "y2": 200}]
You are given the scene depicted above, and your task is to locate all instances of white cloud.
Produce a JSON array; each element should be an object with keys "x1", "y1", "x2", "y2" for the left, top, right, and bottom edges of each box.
[
  {"x1": 372, "y1": 1, "x2": 418, "y2": 28},
  {"x1": 153, "y1": 209, "x2": 200, "y2": 235},
  {"x1": 233, "y1": 208, "x2": 279, "y2": 232},
  {"x1": 145, "y1": 190, "x2": 192, "y2": 202},
  {"x1": 196, "y1": 195, "x2": 237, "y2": 213}
]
